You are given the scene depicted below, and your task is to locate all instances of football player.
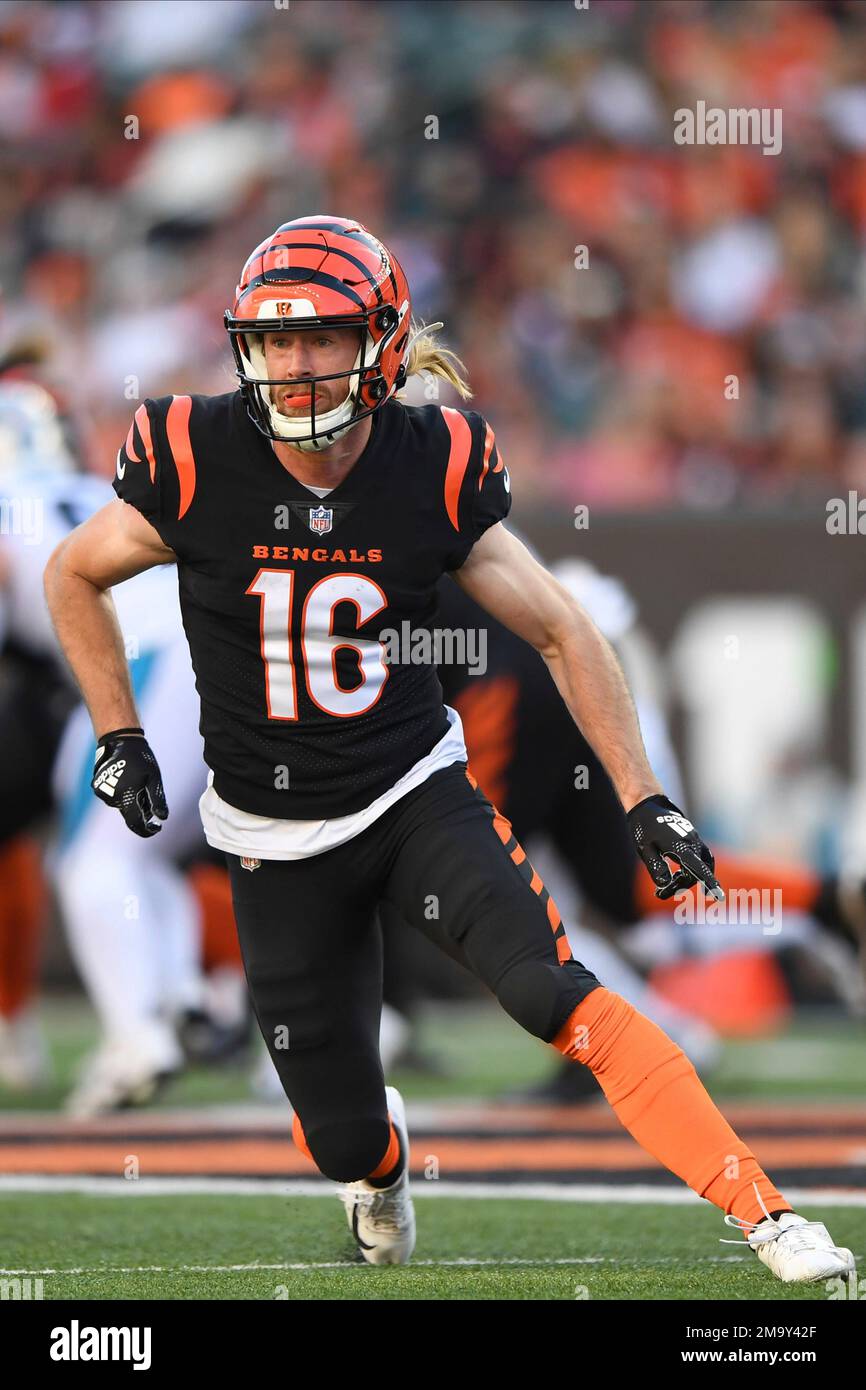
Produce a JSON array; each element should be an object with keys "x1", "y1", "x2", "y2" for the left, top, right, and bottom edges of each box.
[
  {"x1": 0, "y1": 381, "x2": 219, "y2": 1111},
  {"x1": 0, "y1": 380, "x2": 81, "y2": 1087},
  {"x1": 44, "y1": 217, "x2": 854, "y2": 1282}
]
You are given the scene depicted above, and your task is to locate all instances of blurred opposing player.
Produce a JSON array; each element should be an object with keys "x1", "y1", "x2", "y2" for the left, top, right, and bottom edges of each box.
[
  {"x1": 0, "y1": 380, "x2": 215, "y2": 1111},
  {"x1": 50, "y1": 558, "x2": 213, "y2": 1114},
  {"x1": 44, "y1": 216, "x2": 854, "y2": 1282},
  {"x1": 431, "y1": 558, "x2": 866, "y2": 1098},
  {"x1": 0, "y1": 381, "x2": 94, "y2": 1086}
]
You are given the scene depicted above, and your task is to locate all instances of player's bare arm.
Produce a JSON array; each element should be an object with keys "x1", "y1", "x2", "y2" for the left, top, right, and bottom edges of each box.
[
  {"x1": 453, "y1": 522, "x2": 723, "y2": 900},
  {"x1": 452, "y1": 521, "x2": 661, "y2": 808}
]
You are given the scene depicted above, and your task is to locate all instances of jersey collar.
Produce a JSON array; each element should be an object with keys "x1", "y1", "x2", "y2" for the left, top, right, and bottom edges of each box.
[{"x1": 239, "y1": 392, "x2": 401, "y2": 507}]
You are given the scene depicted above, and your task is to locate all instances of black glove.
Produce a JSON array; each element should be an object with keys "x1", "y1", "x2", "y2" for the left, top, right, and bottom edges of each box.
[
  {"x1": 627, "y1": 794, "x2": 723, "y2": 902},
  {"x1": 91, "y1": 727, "x2": 168, "y2": 838}
]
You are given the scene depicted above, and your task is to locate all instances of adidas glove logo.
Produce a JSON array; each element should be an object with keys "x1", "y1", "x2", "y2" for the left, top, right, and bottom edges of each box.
[
  {"x1": 657, "y1": 812, "x2": 695, "y2": 837},
  {"x1": 94, "y1": 758, "x2": 127, "y2": 798}
]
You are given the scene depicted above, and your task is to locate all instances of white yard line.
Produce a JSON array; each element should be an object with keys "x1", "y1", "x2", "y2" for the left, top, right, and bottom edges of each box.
[
  {"x1": 0, "y1": 1256, "x2": 754, "y2": 1274},
  {"x1": 0, "y1": 1175, "x2": 864, "y2": 1205}
]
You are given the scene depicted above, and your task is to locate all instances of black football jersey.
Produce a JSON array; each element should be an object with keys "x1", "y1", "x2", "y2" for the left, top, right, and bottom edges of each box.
[{"x1": 112, "y1": 391, "x2": 511, "y2": 817}]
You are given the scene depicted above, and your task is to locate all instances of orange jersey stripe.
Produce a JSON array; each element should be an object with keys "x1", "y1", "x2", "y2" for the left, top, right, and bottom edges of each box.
[
  {"x1": 165, "y1": 395, "x2": 196, "y2": 520},
  {"x1": 478, "y1": 422, "x2": 496, "y2": 491},
  {"x1": 441, "y1": 407, "x2": 473, "y2": 531},
  {"x1": 133, "y1": 403, "x2": 157, "y2": 484},
  {"x1": 124, "y1": 419, "x2": 137, "y2": 460}
]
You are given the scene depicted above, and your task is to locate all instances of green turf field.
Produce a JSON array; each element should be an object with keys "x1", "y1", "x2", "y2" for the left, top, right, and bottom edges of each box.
[
  {"x1": 2, "y1": 1194, "x2": 864, "y2": 1300},
  {"x1": 3, "y1": 996, "x2": 865, "y2": 1111},
  {"x1": 1, "y1": 999, "x2": 864, "y2": 1300}
]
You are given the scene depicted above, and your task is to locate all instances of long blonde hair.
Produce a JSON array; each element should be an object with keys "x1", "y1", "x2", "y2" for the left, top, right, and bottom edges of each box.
[{"x1": 402, "y1": 318, "x2": 473, "y2": 400}]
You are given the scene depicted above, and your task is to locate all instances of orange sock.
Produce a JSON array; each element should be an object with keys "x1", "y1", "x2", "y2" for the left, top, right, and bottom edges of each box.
[
  {"x1": 0, "y1": 836, "x2": 46, "y2": 1018},
  {"x1": 634, "y1": 850, "x2": 820, "y2": 919},
  {"x1": 553, "y1": 987, "x2": 791, "y2": 1227},
  {"x1": 367, "y1": 1120, "x2": 400, "y2": 1183},
  {"x1": 292, "y1": 1111, "x2": 401, "y2": 1183},
  {"x1": 292, "y1": 1111, "x2": 314, "y2": 1162}
]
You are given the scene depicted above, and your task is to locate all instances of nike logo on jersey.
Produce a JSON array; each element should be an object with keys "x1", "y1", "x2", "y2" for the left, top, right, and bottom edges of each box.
[
  {"x1": 116, "y1": 449, "x2": 126, "y2": 480},
  {"x1": 657, "y1": 812, "x2": 695, "y2": 837},
  {"x1": 93, "y1": 758, "x2": 127, "y2": 798}
]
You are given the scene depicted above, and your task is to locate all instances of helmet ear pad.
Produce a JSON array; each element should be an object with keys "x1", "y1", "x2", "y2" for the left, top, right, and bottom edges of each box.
[{"x1": 357, "y1": 301, "x2": 410, "y2": 408}]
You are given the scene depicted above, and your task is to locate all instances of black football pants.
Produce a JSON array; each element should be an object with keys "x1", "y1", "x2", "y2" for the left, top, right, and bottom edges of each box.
[{"x1": 226, "y1": 762, "x2": 600, "y2": 1182}]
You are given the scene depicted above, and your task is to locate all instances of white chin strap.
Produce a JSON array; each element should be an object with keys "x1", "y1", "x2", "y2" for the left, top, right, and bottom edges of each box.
[
  {"x1": 246, "y1": 337, "x2": 377, "y2": 452},
  {"x1": 243, "y1": 303, "x2": 409, "y2": 453}
]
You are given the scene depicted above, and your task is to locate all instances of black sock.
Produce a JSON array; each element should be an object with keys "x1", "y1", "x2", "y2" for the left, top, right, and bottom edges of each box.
[{"x1": 366, "y1": 1126, "x2": 405, "y2": 1189}]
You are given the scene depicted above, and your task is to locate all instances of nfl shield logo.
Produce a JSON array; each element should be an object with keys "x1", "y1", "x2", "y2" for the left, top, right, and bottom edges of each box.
[
  {"x1": 309, "y1": 506, "x2": 333, "y2": 534},
  {"x1": 240, "y1": 856, "x2": 261, "y2": 872}
]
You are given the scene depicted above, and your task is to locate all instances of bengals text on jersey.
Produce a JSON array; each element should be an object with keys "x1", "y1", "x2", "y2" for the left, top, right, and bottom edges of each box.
[{"x1": 112, "y1": 391, "x2": 510, "y2": 818}]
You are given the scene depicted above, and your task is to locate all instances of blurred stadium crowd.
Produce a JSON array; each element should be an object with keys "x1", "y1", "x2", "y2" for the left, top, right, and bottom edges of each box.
[
  {"x1": 1, "y1": 0, "x2": 865, "y2": 1114},
  {"x1": 5, "y1": 0, "x2": 866, "y2": 507}
]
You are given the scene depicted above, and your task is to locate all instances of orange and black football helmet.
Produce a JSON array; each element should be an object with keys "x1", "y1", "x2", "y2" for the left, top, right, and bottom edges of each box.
[{"x1": 225, "y1": 215, "x2": 411, "y2": 452}]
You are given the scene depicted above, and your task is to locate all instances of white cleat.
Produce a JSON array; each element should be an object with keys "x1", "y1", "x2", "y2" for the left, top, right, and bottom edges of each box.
[
  {"x1": 250, "y1": 1044, "x2": 286, "y2": 1103},
  {"x1": 338, "y1": 1085, "x2": 416, "y2": 1266},
  {"x1": 723, "y1": 1184, "x2": 856, "y2": 1284},
  {"x1": 65, "y1": 1021, "x2": 183, "y2": 1118},
  {"x1": 0, "y1": 1008, "x2": 53, "y2": 1090},
  {"x1": 378, "y1": 1003, "x2": 411, "y2": 1074}
]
